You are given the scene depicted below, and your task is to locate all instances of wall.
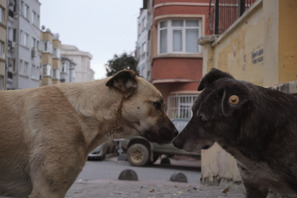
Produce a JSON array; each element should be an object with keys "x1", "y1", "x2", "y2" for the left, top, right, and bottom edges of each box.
[{"x1": 199, "y1": 0, "x2": 297, "y2": 184}]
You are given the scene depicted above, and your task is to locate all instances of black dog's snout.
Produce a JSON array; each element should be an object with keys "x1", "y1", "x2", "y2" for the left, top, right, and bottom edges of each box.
[
  {"x1": 172, "y1": 137, "x2": 183, "y2": 149},
  {"x1": 173, "y1": 130, "x2": 178, "y2": 137}
]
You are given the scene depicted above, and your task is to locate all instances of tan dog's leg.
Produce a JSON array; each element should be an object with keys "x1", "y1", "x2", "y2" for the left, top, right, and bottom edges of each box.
[{"x1": 28, "y1": 146, "x2": 85, "y2": 198}]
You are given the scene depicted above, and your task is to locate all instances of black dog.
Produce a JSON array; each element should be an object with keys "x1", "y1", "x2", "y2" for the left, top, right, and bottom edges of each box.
[{"x1": 173, "y1": 68, "x2": 297, "y2": 198}]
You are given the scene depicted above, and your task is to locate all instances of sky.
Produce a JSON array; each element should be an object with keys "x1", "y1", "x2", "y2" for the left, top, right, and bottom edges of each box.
[{"x1": 39, "y1": 0, "x2": 142, "y2": 79}]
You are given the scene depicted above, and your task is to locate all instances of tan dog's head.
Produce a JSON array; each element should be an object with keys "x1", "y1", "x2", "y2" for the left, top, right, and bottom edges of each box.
[{"x1": 106, "y1": 70, "x2": 178, "y2": 144}]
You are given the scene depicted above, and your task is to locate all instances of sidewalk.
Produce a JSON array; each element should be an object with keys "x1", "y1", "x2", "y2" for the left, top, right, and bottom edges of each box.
[{"x1": 66, "y1": 179, "x2": 246, "y2": 198}]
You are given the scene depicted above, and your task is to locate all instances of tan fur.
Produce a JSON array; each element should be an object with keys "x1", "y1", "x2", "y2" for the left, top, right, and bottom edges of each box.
[{"x1": 0, "y1": 71, "x2": 177, "y2": 198}]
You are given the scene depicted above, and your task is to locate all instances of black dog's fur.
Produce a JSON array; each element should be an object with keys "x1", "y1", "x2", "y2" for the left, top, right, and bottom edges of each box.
[{"x1": 173, "y1": 68, "x2": 297, "y2": 198}]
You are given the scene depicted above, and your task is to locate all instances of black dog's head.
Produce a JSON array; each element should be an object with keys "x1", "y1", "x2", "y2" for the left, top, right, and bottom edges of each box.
[{"x1": 173, "y1": 68, "x2": 251, "y2": 152}]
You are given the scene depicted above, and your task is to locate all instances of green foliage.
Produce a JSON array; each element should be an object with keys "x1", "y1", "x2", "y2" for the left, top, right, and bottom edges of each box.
[{"x1": 105, "y1": 53, "x2": 138, "y2": 77}]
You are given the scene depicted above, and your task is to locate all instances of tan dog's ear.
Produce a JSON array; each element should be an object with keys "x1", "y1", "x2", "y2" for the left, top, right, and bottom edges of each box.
[{"x1": 106, "y1": 70, "x2": 138, "y2": 97}]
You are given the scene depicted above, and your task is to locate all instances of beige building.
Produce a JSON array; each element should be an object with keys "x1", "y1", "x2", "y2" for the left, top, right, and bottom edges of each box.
[
  {"x1": 0, "y1": 0, "x2": 6, "y2": 89},
  {"x1": 200, "y1": 0, "x2": 297, "y2": 184},
  {"x1": 40, "y1": 29, "x2": 61, "y2": 86},
  {"x1": 61, "y1": 44, "x2": 94, "y2": 82}
]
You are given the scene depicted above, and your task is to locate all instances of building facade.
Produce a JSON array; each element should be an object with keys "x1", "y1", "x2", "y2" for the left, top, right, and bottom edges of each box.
[
  {"x1": 61, "y1": 44, "x2": 94, "y2": 82},
  {"x1": 60, "y1": 57, "x2": 76, "y2": 83},
  {"x1": 136, "y1": 4, "x2": 150, "y2": 80},
  {"x1": 199, "y1": 0, "x2": 297, "y2": 185},
  {"x1": 0, "y1": 0, "x2": 7, "y2": 90},
  {"x1": 145, "y1": 0, "x2": 212, "y2": 120},
  {"x1": 6, "y1": 0, "x2": 41, "y2": 89},
  {"x1": 40, "y1": 28, "x2": 62, "y2": 86}
]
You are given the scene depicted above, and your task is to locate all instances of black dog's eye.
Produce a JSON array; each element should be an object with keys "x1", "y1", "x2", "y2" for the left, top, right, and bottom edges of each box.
[{"x1": 153, "y1": 102, "x2": 162, "y2": 110}]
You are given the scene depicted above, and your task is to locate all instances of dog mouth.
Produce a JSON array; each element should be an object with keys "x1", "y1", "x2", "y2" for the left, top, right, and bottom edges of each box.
[
  {"x1": 143, "y1": 132, "x2": 172, "y2": 144},
  {"x1": 142, "y1": 127, "x2": 177, "y2": 144},
  {"x1": 202, "y1": 145, "x2": 210, "y2": 150}
]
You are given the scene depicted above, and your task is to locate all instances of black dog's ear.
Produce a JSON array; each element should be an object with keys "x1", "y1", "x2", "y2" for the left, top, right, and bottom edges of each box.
[
  {"x1": 221, "y1": 85, "x2": 250, "y2": 117},
  {"x1": 106, "y1": 70, "x2": 138, "y2": 97},
  {"x1": 198, "y1": 68, "x2": 234, "y2": 91}
]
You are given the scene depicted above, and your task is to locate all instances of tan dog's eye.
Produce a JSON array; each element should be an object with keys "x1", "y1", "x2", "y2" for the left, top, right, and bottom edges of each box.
[
  {"x1": 153, "y1": 102, "x2": 162, "y2": 110},
  {"x1": 228, "y1": 95, "x2": 239, "y2": 104}
]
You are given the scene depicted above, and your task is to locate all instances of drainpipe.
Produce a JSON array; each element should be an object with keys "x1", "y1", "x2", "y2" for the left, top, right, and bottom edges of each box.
[{"x1": 214, "y1": 0, "x2": 219, "y2": 34}]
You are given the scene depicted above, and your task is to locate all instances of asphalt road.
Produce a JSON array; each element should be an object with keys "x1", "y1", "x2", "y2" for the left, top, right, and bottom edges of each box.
[
  {"x1": 76, "y1": 156, "x2": 201, "y2": 184},
  {"x1": 66, "y1": 157, "x2": 248, "y2": 198}
]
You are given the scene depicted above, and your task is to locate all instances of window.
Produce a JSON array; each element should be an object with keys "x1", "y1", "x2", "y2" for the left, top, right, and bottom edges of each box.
[
  {"x1": 0, "y1": 6, "x2": 4, "y2": 24},
  {"x1": 23, "y1": 3, "x2": 29, "y2": 20},
  {"x1": 19, "y1": 60, "x2": 23, "y2": 75},
  {"x1": 167, "y1": 95, "x2": 199, "y2": 119},
  {"x1": 8, "y1": 58, "x2": 16, "y2": 73},
  {"x1": 43, "y1": 64, "x2": 51, "y2": 76},
  {"x1": 19, "y1": 60, "x2": 29, "y2": 76},
  {"x1": 31, "y1": 64, "x2": 35, "y2": 79},
  {"x1": 31, "y1": 37, "x2": 36, "y2": 48},
  {"x1": 31, "y1": 11, "x2": 35, "y2": 24},
  {"x1": 158, "y1": 19, "x2": 201, "y2": 54},
  {"x1": 31, "y1": 64, "x2": 40, "y2": 80},
  {"x1": 52, "y1": 69, "x2": 60, "y2": 80},
  {"x1": 53, "y1": 48, "x2": 60, "y2": 58},
  {"x1": 8, "y1": 28, "x2": 16, "y2": 42},
  {"x1": 43, "y1": 41, "x2": 52, "y2": 53},
  {"x1": 0, "y1": 42, "x2": 4, "y2": 58},
  {"x1": 24, "y1": 62, "x2": 29, "y2": 76},
  {"x1": 0, "y1": 76, "x2": 3, "y2": 90},
  {"x1": 21, "y1": 31, "x2": 29, "y2": 47},
  {"x1": 62, "y1": 62, "x2": 68, "y2": 73}
]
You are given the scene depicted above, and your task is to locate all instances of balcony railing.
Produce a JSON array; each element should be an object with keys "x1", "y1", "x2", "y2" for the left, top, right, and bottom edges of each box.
[{"x1": 210, "y1": 0, "x2": 258, "y2": 34}]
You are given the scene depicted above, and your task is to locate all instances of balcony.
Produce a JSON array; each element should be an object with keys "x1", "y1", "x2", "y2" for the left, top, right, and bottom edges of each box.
[{"x1": 210, "y1": 0, "x2": 258, "y2": 34}]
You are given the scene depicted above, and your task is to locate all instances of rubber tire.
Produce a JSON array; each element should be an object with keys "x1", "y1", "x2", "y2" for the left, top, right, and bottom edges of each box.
[
  {"x1": 147, "y1": 154, "x2": 159, "y2": 165},
  {"x1": 127, "y1": 143, "x2": 150, "y2": 166}
]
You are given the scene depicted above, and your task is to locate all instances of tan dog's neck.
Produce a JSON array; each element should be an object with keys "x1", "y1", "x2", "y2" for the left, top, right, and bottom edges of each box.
[{"x1": 56, "y1": 79, "x2": 126, "y2": 151}]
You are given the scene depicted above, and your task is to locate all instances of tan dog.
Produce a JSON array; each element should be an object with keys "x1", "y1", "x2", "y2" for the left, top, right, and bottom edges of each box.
[{"x1": 0, "y1": 70, "x2": 178, "y2": 198}]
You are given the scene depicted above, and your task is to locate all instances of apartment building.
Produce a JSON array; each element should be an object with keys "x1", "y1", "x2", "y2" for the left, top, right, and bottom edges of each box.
[
  {"x1": 143, "y1": 0, "x2": 212, "y2": 120},
  {"x1": 0, "y1": 0, "x2": 6, "y2": 90},
  {"x1": 6, "y1": 0, "x2": 41, "y2": 89},
  {"x1": 61, "y1": 44, "x2": 94, "y2": 82},
  {"x1": 60, "y1": 57, "x2": 76, "y2": 83},
  {"x1": 40, "y1": 28, "x2": 62, "y2": 86},
  {"x1": 136, "y1": 4, "x2": 150, "y2": 80}
]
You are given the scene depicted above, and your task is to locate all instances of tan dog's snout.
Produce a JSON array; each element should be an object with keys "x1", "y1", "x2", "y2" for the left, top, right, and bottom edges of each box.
[
  {"x1": 172, "y1": 130, "x2": 186, "y2": 149},
  {"x1": 143, "y1": 117, "x2": 178, "y2": 144}
]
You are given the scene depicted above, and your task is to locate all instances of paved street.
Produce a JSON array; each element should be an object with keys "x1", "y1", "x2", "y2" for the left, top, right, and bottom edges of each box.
[
  {"x1": 66, "y1": 156, "x2": 247, "y2": 198},
  {"x1": 76, "y1": 156, "x2": 201, "y2": 183},
  {"x1": 66, "y1": 179, "x2": 246, "y2": 198}
]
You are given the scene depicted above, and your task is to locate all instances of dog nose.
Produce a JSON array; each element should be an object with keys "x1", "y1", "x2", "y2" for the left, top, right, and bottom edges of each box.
[
  {"x1": 173, "y1": 130, "x2": 178, "y2": 137},
  {"x1": 172, "y1": 137, "x2": 183, "y2": 149}
]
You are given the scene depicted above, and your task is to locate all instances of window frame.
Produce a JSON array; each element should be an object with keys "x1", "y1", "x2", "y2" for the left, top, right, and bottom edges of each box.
[
  {"x1": 23, "y1": 3, "x2": 29, "y2": 20},
  {"x1": 158, "y1": 19, "x2": 201, "y2": 55},
  {"x1": 0, "y1": 41, "x2": 4, "y2": 58},
  {"x1": 21, "y1": 31, "x2": 29, "y2": 47},
  {"x1": 43, "y1": 41, "x2": 52, "y2": 53},
  {"x1": 0, "y1": 6, "x2": 4, "y2": 24},
  {"x1": 167, "y1": 94, "x2": 199, "y2": 120},
  {"x1": 43, "y1": 64, "x2": 52, "y2": 77}
]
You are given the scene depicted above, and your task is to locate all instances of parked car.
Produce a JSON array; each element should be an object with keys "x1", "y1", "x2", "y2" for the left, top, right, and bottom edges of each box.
[
  {"x1": 87, "y1": 143, "x2": 107, "y2": 161},
  {"x1": 121, "y1": 119, "x2": 201, "y2": 166},
  {"x1": 88, "y1": 140, "x2": 120, "y2": 161}
]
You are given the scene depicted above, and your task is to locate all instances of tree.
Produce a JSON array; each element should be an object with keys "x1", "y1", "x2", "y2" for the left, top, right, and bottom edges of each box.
[{"x1": 105, "y1": 53, "x2": 138, "y2": 77}]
